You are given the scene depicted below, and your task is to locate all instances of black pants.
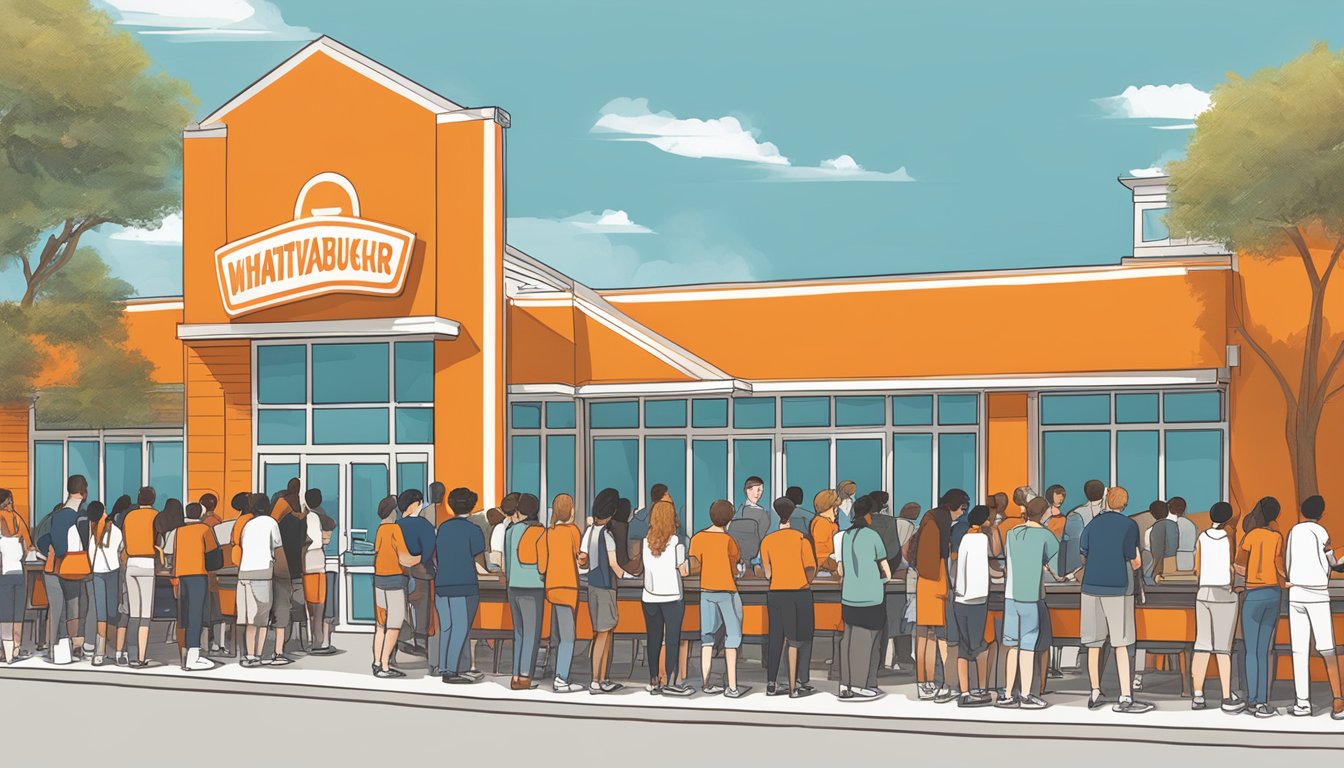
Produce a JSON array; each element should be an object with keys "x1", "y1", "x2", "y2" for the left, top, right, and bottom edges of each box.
[
  {"x1": 766, "y1": 590, "x2": 815, "y2": 684},
  {"x1": 642, "y1": 600, "x2": 684, "y2": 683},
  {"x1": 178, "y1": 575, "x2": 208, "y2": 650}
]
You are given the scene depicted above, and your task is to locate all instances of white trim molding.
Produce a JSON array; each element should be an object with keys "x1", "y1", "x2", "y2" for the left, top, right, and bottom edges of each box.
[
  {"x1": 178, "y1": 316, "x2": 461, "y2": 341},
  {"x1": 747, "y1": 369, "x2": 1221, "y2": 394},
  {"x1": 123, "y1": 299, "x2": 185, "y2": 314},
  {"x1": 507, "y1": 379, "x2": 751, "y2": 398}
]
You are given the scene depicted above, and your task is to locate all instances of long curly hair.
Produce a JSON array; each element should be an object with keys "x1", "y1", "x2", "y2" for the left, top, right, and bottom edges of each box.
[{"x1": 647, "y1": 500, "x2": 677, "y2": 557}]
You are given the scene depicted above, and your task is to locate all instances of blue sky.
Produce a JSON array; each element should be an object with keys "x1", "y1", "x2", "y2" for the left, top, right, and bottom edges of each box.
[{"x1": 7, "y1": 0, "x2": 1343, "y2": 298}]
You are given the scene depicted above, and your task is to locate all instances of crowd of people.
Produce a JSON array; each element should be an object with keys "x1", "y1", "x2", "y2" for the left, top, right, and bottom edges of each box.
[{"x1": 1, "y1": 472, "x2": 1341, "y2": 720}]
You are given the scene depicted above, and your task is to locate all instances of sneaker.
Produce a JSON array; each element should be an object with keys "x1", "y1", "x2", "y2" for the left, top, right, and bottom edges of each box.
[
  {"x1": 766, "y1": 682, "x2": 782, "y2": 696},
  {"x1": 916, "y1": 683, "x2": 937, "y2": 701},
  {"x1": 373, "y1": 668, "x2": 398, "y2": 679},
  {"x1": 92, "y1": 656, "x2": 106, "y2": 667},
  {"x1": 240, "y1": 656, "x2": 261, "y2": 668},
  {"x1": 1113, "y1": 698, "x2": 1155, "y2": 714},
  {"x1": 308, "y1": 645, "x2": 338, "y2": 656},
  {"x1": 1087, "y1": 691, "x2": 1107, "y2": 710},
  {"x1": 838, "y1": 687, "x2": 855, "y2": 701},
  {"x1": 796, "y1": 682, "x2": 816, "y2": 694},
  {"x1": 1332, "y1": 698, "x2": 1344, "y2": 720},
  {"x1": 724, "y1": 686, "x2": 750, "y2": 699},
  {"x1": 588, "y1": 681, "x2": 608, "y2": 695},
  {"x1": 1191, "y1": 696, "x2": 1207, "y2": 711},
  {"x1": 1221, "y1": 695, "x2": 1247, "y2": 714},
  {"x1": 645, "y1": 683, "x2": 663, "y2": 695},
  {"x1": 599, "y1": 680, "x2": 622, "y2": 693},
  {"x1": 1252, "y1": 703, "x2": 1279, "y2": 718},
  {"x1": 115, "y1": 654, "x2": 128, "y2": 667},
  {"x1": 842, "y1": 687, "x2": 879, "y2": 702},
  {"x1": 464, "y1": 669, "x2": 485, "y2": 681},
  {"x1": 702, "y1": 683, "x2": 725, "y2": 696},
  {"x1": 442, "y1": 674, "x2": 474, "y2": 684},
  {"x1": 663, "y1": 683, "x2": 694, "y2": 697},
  {"x1": 1020, "y1": 694, "x2": 1049, "y2": 710},
  {"x1": 1289, "y1": 701, "x2": 1313, "y2": 717},
  {"x1": 1132, "y1": 674, "x2": 1143, "y2": 691},
  {"x1": 128, "y1": 659, "x2": 149, "y2": 669},
  {"x1": 553, "y1": 678, "x2": 582, "y2": 693},
  {"x1": 934, "y1": 686, "x2": 959, "y2": 704},
  {"x1": 383, "y1": 667, "x2": 407, "y2": 678},
  {"x1": 267, "y1": 654, "x2": 294, "y2": 667},
  {"x1": 959, "y1": 691, "x2": 993, "y2": 708},
  {"x1": 995, "y1": 694, "x2": 1020, "y2": 709}
]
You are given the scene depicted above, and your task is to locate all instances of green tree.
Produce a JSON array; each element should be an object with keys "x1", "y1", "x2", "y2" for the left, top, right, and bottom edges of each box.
[
  {"x1": 1167, "y1": 42, "x2": 1344, "y2": 505},
  {"x1": 0, "y1": 0, "x2": 193, "y2": 426}
]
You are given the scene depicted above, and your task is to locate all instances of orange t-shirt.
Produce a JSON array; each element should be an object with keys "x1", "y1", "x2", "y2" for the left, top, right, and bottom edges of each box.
[
  {"x1": 760, "y1": 528, "x2": 817, "y2": 591},
  {"x1": 229, "y1": 512, "x2": 254, "y2": 568},
  {"x1": 810, "y1": 515, "x2": 840, "y2": 566},
  {"x1": 374, "y1": 522, "x2": 409, "y2": 577},
  {"x1": 999, "y1": 515, "x2": 1026, "y2": 537},
  {"x1": 0, "y1": 509, "x2": 32, "y2": 549},
  {"x1": 690, "y1": 529, "x2": 740, "y2": 592},
  {"x1": 536, "y1": 524, "x2": 581, "y2": 609},
  {"x1": 1046, "y1": 514, "x2": 1066, "y2": 541},
  {"x1": 173, "y1": 522, "x2": 219, "y2": 577},
  {"x1": 123, "y1": 506, "x2": 158, "y2": 558},
  {"x1": 1241, "y1": 526, "x2": 1284, "y2": 589}
]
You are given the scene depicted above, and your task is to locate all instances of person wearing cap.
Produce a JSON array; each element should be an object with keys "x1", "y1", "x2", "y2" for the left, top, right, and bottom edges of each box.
[
  {"x1": 503, "y1": 493, "x2": 546, "y2": 690},
  {"x1": 1190, "y1": 501, "x2": 1245, "y2": 714},
  {"x1": 760, "y1": 496, "x2": 818, "y2": 698},
  {"x1": 435, "y1": 487, "x2": 487, "y2": 684},
  {"x1": 580, "y1": 488, "x2": 630, "y2": 694},
  {"x1": 372, "y1": 494, "x2": 420, "y2": 678}
]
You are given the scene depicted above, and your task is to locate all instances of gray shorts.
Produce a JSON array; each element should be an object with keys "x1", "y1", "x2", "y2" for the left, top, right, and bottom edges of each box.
[
  {"x1": 587, "y1": 586, "x2": 619, "y2": 633},
  {"x1": 1081, "y1": 593, "x2": 1135, "y2": 648},
  {"x1": 271, "y1": 577, "x2": 302, "y2": 626},
  {"x1": 1194, "y1": 590, "x2": 1237, "y2": 654},
  {"x1": 375, "y1": 586, "x2": 407, "y2": 627},
  {"x1": 237, "y1": 579, "x2": 273, "y2": 625},
  {"x1": 125, "y1": 570, "x2": 155, "y2": 620},
  {"x1": 950, "y1": 600, "x2": 989, "y2": 655},
  {"x1": 0, "y1": 573, "x2": 24, "y2": 623}
]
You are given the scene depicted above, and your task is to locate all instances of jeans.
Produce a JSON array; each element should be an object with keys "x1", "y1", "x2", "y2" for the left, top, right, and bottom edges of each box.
[
  {"x1": 509, "y1": 588, "x2": 544, "y2": 679},
  {"x1": 1241, "y1": 586, "x2": 1281, "y2": 705},
  {"x1": 642, "y1": 600, "x2": 684, "y2": 683},
  {"x1": 550, "y1": 603, "x2": 576, "y2": 682},
  {"x1": 699, "y1": 591, "x2": 744, "y2": 648},
  {"x1": 840, "y1": 625, "x2": 881, "y2": 690},
  {"x1": 178, "y1": 575, "x2": 208, "y2": 650},
  {"x1": 435, "y1": 593, "x2": 479, "y2": 676}
]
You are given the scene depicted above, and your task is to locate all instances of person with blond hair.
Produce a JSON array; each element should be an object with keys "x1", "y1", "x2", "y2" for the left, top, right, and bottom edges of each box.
[
  {"x1": 836, "y1": 480, "x2": 858, "y2": 531},
  {"x1": 532, "y1": 493, "x2": 583, "y2": 692},
  {"x1": 640, "y1": 499, "x2": 693, "y2": 696}
]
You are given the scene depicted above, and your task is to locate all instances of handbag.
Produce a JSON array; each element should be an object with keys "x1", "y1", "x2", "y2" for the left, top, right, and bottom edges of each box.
[{"x1": 205, "y1": 547, "x2": 224, "y2": 572}]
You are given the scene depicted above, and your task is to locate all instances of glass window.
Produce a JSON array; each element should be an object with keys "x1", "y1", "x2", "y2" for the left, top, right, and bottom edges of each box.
[
  {"x1": 34, "y1": 441, "x2": 64, "y2": 522},
  {"x1": 784, "y1": 439, "x2": 831, "y2": 520},
  {"x1": 732, "y1": 439, "x2": 772, "y2": 511},
  {"x1": 733, "y1": 397, "x2": 776, "y2": 429},
  {"x1": 1040, "y1": 431, "x2": 1110, "y2": 513},
  {"x1": 1164, "y1": 392, "x2": 1221, "y2": 423},
  {"x1": 891, "y1": 434, "x2": 933, "y2": 511},
  {"x1": 781, "y1": 397, "x2": 830, "y2": 428},
  {"x1": 545, "y1": 401, "x2": 576, "y2": 430},
  {"x1": 645, "y1": 437, "x2": 687, "y2": 514},
  {"x1": 104, "y1": 442, "x2": 143, "y2": 509},
  {"x1": 1041, "y1": 394, "x2": 1111, "y2": 425},
  {"x1": 257, "y1": 344, "x2": 306, "y2": 405},
  {"x1": 644, "y1": 399, "x2": 687, "y2": 429},
  {"x1": 938, "y1": 433, "x2": 977, "y2": 498},
  {"x1": 590, "y1": 400, "x2": 639, "y2": 429},
  {"x1": 68, "y1": 441, "x2": 100, "y2": 504},
  {"x1": 511, "y1": 402, "x2": 541, "y2": 430},
  {"x1": 306, "y1": 463, "x2": 341, "y2": 556},
  {"x1": 148, "y1": 441, "x2": 184, "y2": 505},
  {"x1": 396, "y1": 461, "x2": 427, "y2": 498},
  {"x1": 545, "y1": 435, "x2": 576, "y2": 519},
  {"x1": 836, "y1": 438, "x2": 883, "y2": 500},
  {"x1": 836, "y1": 396, "x2": 885, "y2": 427},
  {"x1": 1117, "y1": 431, "x2": 1159, "y2": 512},
  {"x1": 892, "y1": 395, "x2": 934, "y2": 426},
  {"x1": 1165, "y1": 430, "x2": 1223, "y2": 514},
  {"x1": 1142, "y1": 207, "x2": 1170, "y2": 242},
  {"x1": 351, "y1": 573, "x2": 375, "y2": 623},
  {"x1": 312, "y1": 343, "x2": 389, "y2": 404},
  {"x1": 938, "y1": 395, "x2": 979, "y2": 426},
  {"x1": 393, "y1": 341, "x2": 433, "y2": 403},
  {"x1": 394, "y1": 408, "x2": 433, "y2": 444},
  {"x1": 509, "y1": 436, "x2": 541, "y2": 500},
  {"x1": 257, "y1": 410, "x2": 306, "y2": 445},
  {"x1": 692, "y1": 440, "x2": 728, "y2": 536},
  {"x1": 692, "y1": 398, "x2": 728, "y2": 429},
  {"x1": 1116, "y1": 393, "x2": 1159, "y2": 424},
  {"x1": 592, "y1": 439, "x2": 639, "y2": 513},
  {"x1": 349, "y1": 462, "x2": 389, "y2": 550},
  {"x1": 263, "y1": 462, "x2": 300, "y2": 499},
  {"x1": 313, "y1": 407, "x2": 390, "y2": 445}
]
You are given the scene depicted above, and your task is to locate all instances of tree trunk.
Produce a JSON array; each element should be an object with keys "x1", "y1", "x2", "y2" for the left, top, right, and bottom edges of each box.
[{"x1": 1293, "y1": 401, "x2": 1321, "y2": 507}]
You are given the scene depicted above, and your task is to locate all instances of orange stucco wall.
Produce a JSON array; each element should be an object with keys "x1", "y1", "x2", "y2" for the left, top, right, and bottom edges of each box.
[
  {"x1": 124, "y1": 307, "x2": 185, "y2": 384},
  {"x1": 0, "y1": 405, "x2": 29, "y2": 517},
  {"x1": 185, "y1": 342, "x2": 252, "y2": 500},
  {"x1": 986, "y1": 392, "x2": 1029, "y2": 502}
]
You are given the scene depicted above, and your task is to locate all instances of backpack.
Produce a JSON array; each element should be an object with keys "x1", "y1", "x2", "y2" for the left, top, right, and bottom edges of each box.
[{"x1": 903, "y1": 523, "x2": 922, "y2": 571}]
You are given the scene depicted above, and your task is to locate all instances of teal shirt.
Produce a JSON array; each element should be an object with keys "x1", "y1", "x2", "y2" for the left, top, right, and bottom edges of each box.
[
  {"x1": 503, "y1": 521, "x2": 544, "y2": 590},
  {"x1": 1004, "y1": 524, "x2": 1060, "y2": 602},
  {"x1": 840, "y1": 527, "x2": 888, "y2": 607}
]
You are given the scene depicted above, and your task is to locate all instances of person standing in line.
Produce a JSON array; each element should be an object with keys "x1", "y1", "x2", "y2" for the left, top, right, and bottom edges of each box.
[
  {"x1": 783, "y1": 486, "x2": 815, "y2": 539},
  {"x1": 270, "y1": 494, "x2": 306, "y2": 665},
  {"x1": 1237, "y1": 496, "x2": 1286, "y2": 718},
  {"x1": 836, "y1": 500, "x2": 890, "y2": 701},
  {"x1": 0, "y1": 489, "x2": 33, "y2": 664},
  {"x1": 913, "y1": 489, "x2": 968, "y2": 702},
  {"x1": 890, "y1": 501, "x2": 921, "y2": 669},
  {"x1": 836, "y1": 480, "x2": 858, "y2": 531},
  {"x1": 1285, "y1": 495, "x2": 1343, "y2": 718},
  {"x1": 236, "y1": 494, "x2": 281, "y2": 669},
  {"x1": 761, "y1": 496, "x2": 818, "y2": 698},
  {"x1": 627, "y1": 483, "x2": 669, "y2": 565},
  {"x1": 1191, "y1": 501, "x2": 1246, "y2": 714},
  {"x1": 87, "y1": 501, "x2": 123, "y2": 667},
  {"x1": 640, "y1": 499, "x2": 694, "y2": 696},
  {"x1": 302, "y1": 490, "x2": 336, "y2": 656},
  {"x1": 45, "y1": 475, "x2": 88, "y2": 662},
  {"x1": 1060, "y1": 480, "x2": 1105, "y2": 577},
  {"x1": 198, "y1": 493, "x2": 229, "y2": 656},
  {"x1": 1077, "y1": 486, "x2": 1153, "y2": 714},
  {"x1": 737, "y1": 477, "x2": 770, "y2": 545},
  {"x1": 811, "y1": 490, "x2": 841, "y2": 577},
  {"x1": 372, "y1": 495, "x2": 419, "y2": 678},
  {"x1": 580, "y1": 489, "x2": 629, "y2": 695},
  {"x1": 398, "y1": 488, "x2": 438, "y2": 665},
  {"x1": 173, "y1": 502, "x2": 220, "y2": 671},
  {"x1": 533, "y1": 493, "x2": 583, "y2": 693},
  {"x1": 997, "y1": 497, "x2": 1059, "y2": 710},
  {"x1": 504, "y1": 493, "x2": 545, "y2": 690},
  {"x1": 435, "y1": 487, "x2": 487, "y2": 685},
  {"x1": 1169, "y1": 497, "x2": 1198, "y2": 572},
  {"x1": 952, "y1": 504, "x2": 998, "y2": 707},
  {"x1": 689, "y1": 499, "x2": 749, "y2": 698},
  {"x1": 120, "y1": 487, "x2": 159, "y2": 668},
  {"x1": 487, "y1": 493, "x2": 520, "y2": 573}
]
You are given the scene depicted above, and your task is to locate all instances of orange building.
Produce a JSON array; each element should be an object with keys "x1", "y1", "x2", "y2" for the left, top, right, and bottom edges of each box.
[{"x1": 7, "y1": 38, "x2": 1342, "y2": 628}]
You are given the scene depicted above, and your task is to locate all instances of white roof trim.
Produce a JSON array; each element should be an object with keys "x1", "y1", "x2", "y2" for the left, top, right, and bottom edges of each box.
[
  {"x1": 199, "y1": 36, "x2": 462, "y2": 127},
  {"x1": 184, "y1": 125, "x2": 227, "y2": 139},
  {"x1": 508, "y1": 380, "x2": 751, "y2": 398},
  {"x1": 178, "y1": 315, "x2": 460, "y2": 341},
  {"x1": 504, "y1": 245, "x2": 577, "y2": 293},
  {"x1": 123, "y1": 300, "x2": 184, "y2": 314},
  {"x1": 747, "y1": 369, "x2": 1221, "y2": 394},
  {"x1": 571, "y1": 288, "x2": 730, "y2": 381}
]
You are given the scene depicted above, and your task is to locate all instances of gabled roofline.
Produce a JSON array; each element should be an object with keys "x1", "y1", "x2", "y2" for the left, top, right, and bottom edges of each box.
[{"x1": 198, "y1": 36, "x2": 464, "y2": 128}]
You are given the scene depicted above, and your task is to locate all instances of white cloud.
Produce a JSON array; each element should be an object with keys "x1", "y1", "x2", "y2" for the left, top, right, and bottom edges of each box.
[
  {"x1": 1151, "y1": 123, "x2": 1197, "y2": 131},
  {"x1": 1127, "y1": 167, "x2": 1167, "y2": 178},
  {"x1": 1126, "y1": 149, "x2": 1186, "y2": 179},
  {"x1": 1095, "y1": 83, "x2": 1211, "y2": 124},
  {"x1": 97, "y1": 0, "x2": 315, "y2": 42},
  {"x1": 593, "y1": 98, "x2": 913, "y2": 181},
  {"x1": 566, "y1": 209, "x2": 655, "y2": 234},
  {"x1": 109, "y1": 213, "x2": 183, "y2": 245}
]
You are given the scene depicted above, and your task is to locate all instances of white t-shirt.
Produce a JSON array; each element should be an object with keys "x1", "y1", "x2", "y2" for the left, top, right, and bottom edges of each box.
[
  {"x1": 579, "y1": 523, "x2": 618, "y2": 574},
  {"x1": 1286, "y1": 521, "x2": 1333, "y2": 603},
  {"x1": 303, "y1": 512, "x2": 325, "y2": 574},
  {"x1": 1196, "y1": 528, "x2": 1233, "y2": 588},
  {"x1": 489, "y1": 520, "x2": 507, "y2": 555},
  {"x1": 91, "y1": 524, "x2": 123, "y2": 574},
  {"x1": 641, "y1": 534, "x2": 685, "y2": 603},
  {"x1": 238, "y1": 514, "x2": 283, "y2": 577},
  {"x1": 955, "y1": 531, "x2": 990, "y2": 604},
  {"x1": 830, "y1": 529, "x2": 845, "y2": 564}
]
